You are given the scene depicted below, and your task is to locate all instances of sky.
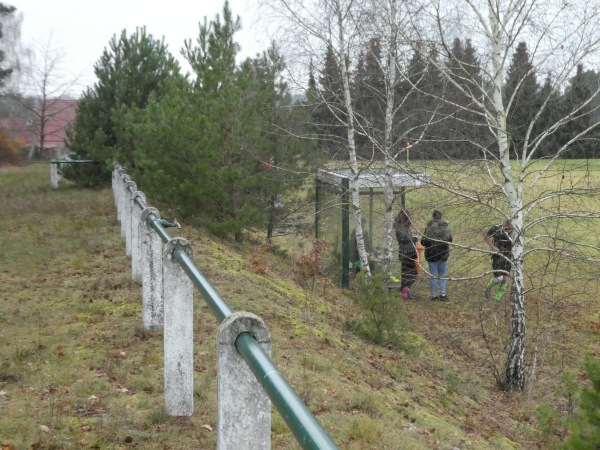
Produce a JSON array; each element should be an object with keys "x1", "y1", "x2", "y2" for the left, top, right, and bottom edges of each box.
[{"x1": 8, "y1": 0, "x2": 270, "y2": 97}]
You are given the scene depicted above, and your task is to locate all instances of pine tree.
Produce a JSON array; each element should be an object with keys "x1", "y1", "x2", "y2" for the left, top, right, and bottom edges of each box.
[
  {"x1": 0, "y1": 3, "x2": 15, "y2": 89},
  {"x1": 559, "y1": 64, "x2": 595, "y2": 158},
  {"x1": 64, "y1": 27, "x2": 180, "y2": 187},
  {"x1": 313, "y1": 44, "x2": 346, "y2": 159},
  {"x1": 562, "y1": 357, "x2": 600, "y2": 449},
  {"x1": 442, "y1": 38, "x2": 487, "y2": 159},
  {"x1": 352, "y1": 38, "x2": 385, "y2": 159},
  {"x1": 504, "y1": 42, "x2": 539, "y2": 157},
  {"x1": 249, "y1": 46, "x2": 318, "y2": 241},
  {"x1": 403, "y1": 45, "x2": 445, "y2": 159},
  {"x1": 534, "y1": 75, "x2": 562, "y2": 157},
  {"x1": 131, "y1": 3, "x2": 311, "y2": 242}
]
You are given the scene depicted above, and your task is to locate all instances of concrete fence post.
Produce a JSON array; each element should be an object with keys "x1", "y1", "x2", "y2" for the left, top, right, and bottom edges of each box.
[
  {"x1": 217, "y1": 312, "x2": 271, "y2": 450},
  {"x1": 123, "y1": 180, "x2": 136, "y2": 256},
  {"x1": 113, "y1": 166, "x2": 124, "y2": 220},
  {"x1": 140, "y1": 207, "x2": 163, "y2": 331},
  {"x1": 119, "y1": 174, "x2": 131, "y2": 237},
  {"x1": 163, "y1": 238, "x2": 194, "y2": 416},
  {"x1": 111, "y1": 168, "x2": 116, "y2": 203},
  {"x1": 50, "y1": 163, "x2": 60, "y2": 188},
  {"x1": 130, "y1": 191, "x2": 146, "y2": 284}
]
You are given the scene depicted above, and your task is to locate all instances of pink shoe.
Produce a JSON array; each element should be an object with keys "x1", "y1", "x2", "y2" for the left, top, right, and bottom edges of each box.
[{"x1": 402, "y1": 287, "x2": 408, "y2": 299}]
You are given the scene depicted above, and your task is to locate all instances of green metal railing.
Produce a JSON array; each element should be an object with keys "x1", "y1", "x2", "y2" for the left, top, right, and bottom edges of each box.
[{"x1": 124, "y1": 170, "x2": 339, "y2": 450}]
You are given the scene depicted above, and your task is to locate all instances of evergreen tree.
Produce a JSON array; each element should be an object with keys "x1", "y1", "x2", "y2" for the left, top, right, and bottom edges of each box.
[
  {"x1": 249, "y1": 46, "x2": 317, "y2": 241},
  {"x1": 313, "y1": 43, "x2": 346, "y2": 159},
  {"x1": 64, "y1": 27, "x2": 180, "y2": 187},
  {"x1": 352, "y1": 38, "x2": 385, "y2": 159},
  {"x1": 580, "y1": 68, "x2": 600, "y2": 126},
  {"x1": 403, "y1": 45, "x2": 446, "y2": 159},
  {"x1": 0, "y1": 3, "x2": 16, "y2": 89},
  {"x1": 559, "y1": 64, "x2": 596, "y2": 158},
  {"x1": 562, "y1": 357, "x2": 600, "y2": 449},
  {"x1": 442, "y1": 38, "x2": 487, "y2": 159},
  {"x1": 306, "y1": 58, "x2": 318, "y2": 103},
  {"x1": 534, "y1": 74, "x2": 562, "y2": 157},
  {"x1": 132, "y1": 3, "x2": 310, "y2": 242},
  {"x1": 504, "y1": 42, "x2": 539, "y2": 158}
]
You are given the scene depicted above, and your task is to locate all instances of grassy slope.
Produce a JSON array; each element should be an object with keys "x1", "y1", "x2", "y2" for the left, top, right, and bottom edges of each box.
[{"x1": 0, "y1": 163, "x2": 597, "y2": 449}]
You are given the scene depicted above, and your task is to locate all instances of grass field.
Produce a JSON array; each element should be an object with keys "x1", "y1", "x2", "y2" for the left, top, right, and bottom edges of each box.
[
  {"x1": 314, "y1": 158, "x2": 600, "y2": 282},
  {"x1": 0, "y1": 163, "x2": 598, "y2": 449}
]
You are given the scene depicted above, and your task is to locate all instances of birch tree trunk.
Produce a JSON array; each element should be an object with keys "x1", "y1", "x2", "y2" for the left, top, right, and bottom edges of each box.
[
  {"x1": 488, "y1": 10, "x2": 526, "y2": 390},
  {"x1": 277, "y1": 0, "x2": 372, "y2": 277},
  {"x1": 382, "y1": 0, "x2": 399, "y2": 275},
  {"x1": 408, "y1": 0, "x2": 600, "y2": 391},
  {"x1": 332, "y1": 0, "x2": 371, "y2": 278}
]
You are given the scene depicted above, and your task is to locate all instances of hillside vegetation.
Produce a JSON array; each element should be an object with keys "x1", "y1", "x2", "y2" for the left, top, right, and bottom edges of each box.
[{"x1": 0, "y1": 163, "x2": 597, "y2": 449}]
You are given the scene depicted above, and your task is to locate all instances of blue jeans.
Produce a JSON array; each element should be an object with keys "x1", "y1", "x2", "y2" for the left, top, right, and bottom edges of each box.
[{"x1": 428, "y1": 260, "x2": 448, "y2": 296}]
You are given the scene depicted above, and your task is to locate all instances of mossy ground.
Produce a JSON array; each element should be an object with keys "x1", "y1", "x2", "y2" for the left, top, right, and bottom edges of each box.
[{"x1": 0, "y1": 163, "x2": 597, "y2": 449}]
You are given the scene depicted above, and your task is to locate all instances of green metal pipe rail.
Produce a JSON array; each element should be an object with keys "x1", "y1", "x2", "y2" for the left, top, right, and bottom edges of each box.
[{"x1": 127, "y1": 179, "x2": 339, "y2": 450}]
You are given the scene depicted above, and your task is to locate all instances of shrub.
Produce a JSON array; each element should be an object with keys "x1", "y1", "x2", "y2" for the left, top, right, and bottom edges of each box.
[
  {"x1": 0, "y1": 132, "x2": 22, "y2": 166},
  {"x1": 348, "y1": 272, "x2": 400, "y2": 346},
  {"x1": 294, "y1": 238, "x2": 330, "y2": 291},
  {"x1": 562, "y1": 356, "x2": 600, "y2": 449}
]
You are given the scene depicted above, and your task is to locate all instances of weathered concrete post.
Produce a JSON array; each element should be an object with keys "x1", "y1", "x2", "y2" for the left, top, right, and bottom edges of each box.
[
  {"x1": 119, "y1": 174, "x2": 131, "y2": 237},
  {"x1": 130, "y1": 191, "x2": 146, "y2": 284},
  {"x1": 217, "y1": 312, "x2": 271, "y2": 450},
  {"x1": 163, "y1": 238, "x2": 194, "y2": 416},
  {"x1": 111, "y1": 167, "x2": 116, "y2": 202},
  {"x1": 140, "y1": 207, "x2": 163, "y2": 331},
  {"x1": 113, "y1": 166, "x2": 124, "y2": 220},
  {"x1": 50, "y1": 163, "x2": 60, "y2": 188},
  {"x1": 123, "y1": 180, "x2": 136, "y2": 257}
]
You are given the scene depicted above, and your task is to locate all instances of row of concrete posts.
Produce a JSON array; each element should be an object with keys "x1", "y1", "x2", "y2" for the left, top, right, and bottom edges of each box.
[{"x1": 112, "y1": 167, "x2": 272, "y2": 449}]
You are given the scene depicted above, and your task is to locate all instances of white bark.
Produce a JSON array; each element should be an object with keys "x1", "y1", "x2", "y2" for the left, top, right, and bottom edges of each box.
[
  {"x1": 411, "y1": 0, "x2": 600, "y2": 391},
  {"x1": 333, "y1": 2, "x2": 372, "y2": 277},
  {"x1": 382, "y1": 0, "x2": 399, "y2": 274},
  {"x1": 278, "y1": 0, "x2": 372, "y2": 277}
]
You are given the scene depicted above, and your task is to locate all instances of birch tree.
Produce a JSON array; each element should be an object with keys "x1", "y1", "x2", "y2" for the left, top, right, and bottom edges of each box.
[
  {"x1": 278, "y1": 0, "x2": 373, "y2": 276},
  {"x1": 409, "y1": 0, "x2": 600, "y2": 391},
  {"x1": 277, "y1": 0, "x2": 431, "y2": 276},
  {"x1": 359, "y1": 0, "x2": 437, "y2": 273}
]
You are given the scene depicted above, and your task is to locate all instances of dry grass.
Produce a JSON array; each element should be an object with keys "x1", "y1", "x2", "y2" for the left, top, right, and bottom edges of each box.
[{"x1": 0, "y1": 163, "x2": 598, "y2": 449}]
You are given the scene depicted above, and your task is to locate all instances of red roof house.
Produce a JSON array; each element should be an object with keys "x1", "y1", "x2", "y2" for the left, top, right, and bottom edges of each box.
[
  {"x1": 0, "y1": 97, "x2": 78, "y2": 160},
  {"x1": 35, "y1": 99, "x2": 78, "y2": 155}
]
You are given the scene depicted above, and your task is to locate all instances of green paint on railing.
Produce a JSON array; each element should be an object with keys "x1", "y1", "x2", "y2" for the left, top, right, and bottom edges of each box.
[
  {"x1": 236, "y1": 332, "x2": 340, "y2": 450},
  {"x1": 122, "y1": 171, "x2": 339, "y2": 450}
]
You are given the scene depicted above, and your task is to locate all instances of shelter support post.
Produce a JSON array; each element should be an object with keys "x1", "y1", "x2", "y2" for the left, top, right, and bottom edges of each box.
[{"x1": 315, "y1": 179, "x2": 321, "y2": 239}]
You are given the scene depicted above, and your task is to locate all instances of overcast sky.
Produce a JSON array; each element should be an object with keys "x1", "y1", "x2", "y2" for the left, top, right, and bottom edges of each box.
[{"x1": 9, "y1": 0, "x2": 270, "y2": 96}]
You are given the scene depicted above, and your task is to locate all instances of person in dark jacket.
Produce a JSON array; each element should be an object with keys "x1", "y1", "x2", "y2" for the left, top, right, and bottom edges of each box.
[
  {"x1": 394, "y1": 209, "x2": 418, "y2": 299},
  {"x1": 421, "y1": 210, "x2": 453, "y2": 302},
  {"x1": 484, "y1": 220, "x2": 514, "y2": 301}
]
